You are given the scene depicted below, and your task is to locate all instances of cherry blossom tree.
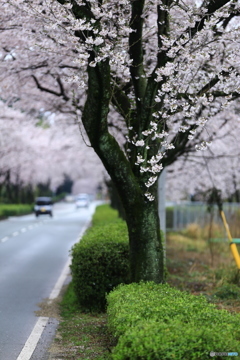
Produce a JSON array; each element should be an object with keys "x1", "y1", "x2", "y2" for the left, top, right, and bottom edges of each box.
[
  {"x1": 0, "y1": 101, "x2": 104, "y2": 199},
  {"x1": 166, "y1": 103, "x2": 240, "y2": 202},
  {"x1": 2, "y1": 0, "x2": 240, "y2": 282}
]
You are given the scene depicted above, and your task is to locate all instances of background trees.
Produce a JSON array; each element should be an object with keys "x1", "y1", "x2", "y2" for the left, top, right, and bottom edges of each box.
[
  {"x1": 166, "y1": 103, "x2": 240, "y2": 202},
  {"x1": 0, "y1": 100, "x2": 104, "y2": 202},
  {"x1": 1, "y1": 0, "x2": 240, "y2": 282}
]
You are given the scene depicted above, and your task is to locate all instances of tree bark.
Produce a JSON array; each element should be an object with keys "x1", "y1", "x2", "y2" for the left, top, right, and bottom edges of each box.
[{"x1": 124, "y1": 186, "x2": 164, "y2": 283}]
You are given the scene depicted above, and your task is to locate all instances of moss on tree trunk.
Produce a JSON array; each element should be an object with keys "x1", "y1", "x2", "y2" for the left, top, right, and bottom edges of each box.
[{"x1": 125, "y1": 192, "x2": 164, "y2": 283}]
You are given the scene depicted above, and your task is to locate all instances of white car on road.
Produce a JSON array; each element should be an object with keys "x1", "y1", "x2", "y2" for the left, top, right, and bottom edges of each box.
[{"x1": 75, "y1": 194, "x2": 90, "y2": 208}]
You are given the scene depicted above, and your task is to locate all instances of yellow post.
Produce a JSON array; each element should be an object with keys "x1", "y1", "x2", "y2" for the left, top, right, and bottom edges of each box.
[{"x1": 220, "y1": 210, "x2": 240, "y2": 270}]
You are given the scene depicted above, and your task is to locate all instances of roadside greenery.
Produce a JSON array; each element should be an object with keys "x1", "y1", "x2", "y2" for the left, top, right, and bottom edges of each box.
[
  {"x1": 91, "y1": 204, "x2": 120, "y2": 226},
  {"x1": 50, "y1": 204, "x2": 125, "y2": 359},
  {"x1": 56, "y1": 282, "x2": 112, "y2": 360},
  {"x1": 0, "y1": 193, "x2": 67, "y2": 220},
  {"x1": 71, "y1": 204, "x2": 130, "y2": 312},
  {"x1": 0, "y1": 204, "x2": 33, "y2": 219},
  {"x1": 53, "y1": 204, "x2": 240, "y2": 360},
  {"x1": 107, "y1": 282, "x2": 240, "y2": 360}
]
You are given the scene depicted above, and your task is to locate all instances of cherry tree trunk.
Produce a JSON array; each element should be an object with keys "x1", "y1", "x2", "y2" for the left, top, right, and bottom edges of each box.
[{"x1": 124, "y1": 191, "x2": 164, "y2": 283}]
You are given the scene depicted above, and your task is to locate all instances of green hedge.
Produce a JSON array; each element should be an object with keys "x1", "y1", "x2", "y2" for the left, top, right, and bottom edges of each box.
[
  {"x1": 107, "y1": 282, "x2": 240, "y2": 359},
  {"x1": 70, "y1": 205, "x2": 130, "y2": 312},
  {"x1": 0, "y1": 204, "x2": 33, "y2": 219},
  {"x1": 91, "y1": 204, "x2": 119, "y2": 226}
]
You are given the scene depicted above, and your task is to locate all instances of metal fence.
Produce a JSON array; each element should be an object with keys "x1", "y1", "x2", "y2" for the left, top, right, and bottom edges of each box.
[{"x1": 166, "y1": 202, "x2": 240, "y2": 231}]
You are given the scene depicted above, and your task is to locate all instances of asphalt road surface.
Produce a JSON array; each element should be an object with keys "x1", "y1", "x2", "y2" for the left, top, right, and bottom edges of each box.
[{"x1": 0, "y1": 201, "x2": 98, "y2": 360}]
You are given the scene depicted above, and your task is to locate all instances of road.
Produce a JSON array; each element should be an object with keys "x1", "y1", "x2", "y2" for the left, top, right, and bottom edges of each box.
[{"x1": 0, "y1": 201, "x2": 98, "y2": 360}]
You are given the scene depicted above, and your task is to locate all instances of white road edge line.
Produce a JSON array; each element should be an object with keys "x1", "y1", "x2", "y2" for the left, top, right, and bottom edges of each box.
[
  {"x1": 16, "y1": 317, "x2": 49, "y2": 360},
  {"x1": 48, "y1": 221, "x2": 90, "y2": 302},
  {"x1": 48, "y1": 257, "x2": 72, "y2": 301},
  {"x1": 16, "y1": 219, "x2": 91, "y2": 360}
]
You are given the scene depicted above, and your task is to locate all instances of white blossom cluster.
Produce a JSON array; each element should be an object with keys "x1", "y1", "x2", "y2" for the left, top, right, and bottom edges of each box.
[
  {"x1": 137, "y1": 155, "x2": 164, "y2": 175},
  {"x1": 6, "y1": 0, "x2": 133, "y2": 83},
  {"x1": 144, "y1": 192, "x2": 155, "y2": 201},
  {"x1": 195, "y1": 141, "x2": 212, "y2": 152}
]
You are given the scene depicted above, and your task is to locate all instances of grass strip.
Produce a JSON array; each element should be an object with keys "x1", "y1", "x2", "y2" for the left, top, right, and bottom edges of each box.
[{"x1": 49, "y1": 282, "x2": 113, "y2": 360}]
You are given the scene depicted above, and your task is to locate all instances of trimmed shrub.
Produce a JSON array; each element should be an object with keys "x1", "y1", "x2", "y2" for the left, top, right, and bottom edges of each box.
[
  {"x1": 0, "y1": 204, "x2": 33, "y2": 219},
  {"x1": 111, "y1": 319, "x2": 240, "y2": 360},
  {"x1": 71, "y1": 212, "x2": 129, "y2": 312},
  {"x1": 91, "y1": 204, "x2": 119, "y2": 226},
  {"x1": 107, "y1": 282, "x2": 240, "y2": 359}
]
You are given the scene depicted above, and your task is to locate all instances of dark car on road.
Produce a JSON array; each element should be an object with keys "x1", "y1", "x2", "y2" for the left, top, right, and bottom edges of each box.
[{"x1": 34, "y1": 197, "x2": 53, "y2": 217}]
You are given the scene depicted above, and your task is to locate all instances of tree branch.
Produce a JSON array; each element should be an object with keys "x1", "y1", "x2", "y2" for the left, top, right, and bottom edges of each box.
[
  {"x1": 19, "y1": 61, "x2": 49, "y2": 72},
  {"x1": 0, "y1": 26, "x2": 21, "y2": 31},
  {"x1": 129, "y1": 0, "x2": 147, "y2": 104},
  {"x1": 111, "y1": 82, "x2": 132, "y2": 120},
  {"x1": 57, "y1": 0, "x2": 94, "y2": 20},
  {"x1": 157, "y1": 0, "x2": 172, "y2": 67},
  {"x1": 31, "y1": 75, "x2": 69, "y2": 101},
  {"x1": 173, "y1": 0, "x2": 234, "y2": 49},
  {"x1": 82, "y1": 55, "x2": 141, "y2": 205},
  {"x1": 197, "y1": 76, "x2": 220, "y2": 97},
  {"x1": 190, "y1": 0, "x2": 233, "y2": 38}
]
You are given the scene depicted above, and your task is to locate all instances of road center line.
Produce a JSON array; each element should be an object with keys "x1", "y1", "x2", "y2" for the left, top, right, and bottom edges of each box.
[{"x1": 1, "y1": 223, "x2": 42, "y2": 246}]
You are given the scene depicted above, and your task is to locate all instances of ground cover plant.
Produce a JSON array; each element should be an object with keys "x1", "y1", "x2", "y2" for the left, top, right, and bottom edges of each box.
[
  {"x1": 166, "y1": 224, "x2": 240, "y2": 313},
  {"x1": 107, "y1": 282, "x2": 240, "y2": 360}
]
